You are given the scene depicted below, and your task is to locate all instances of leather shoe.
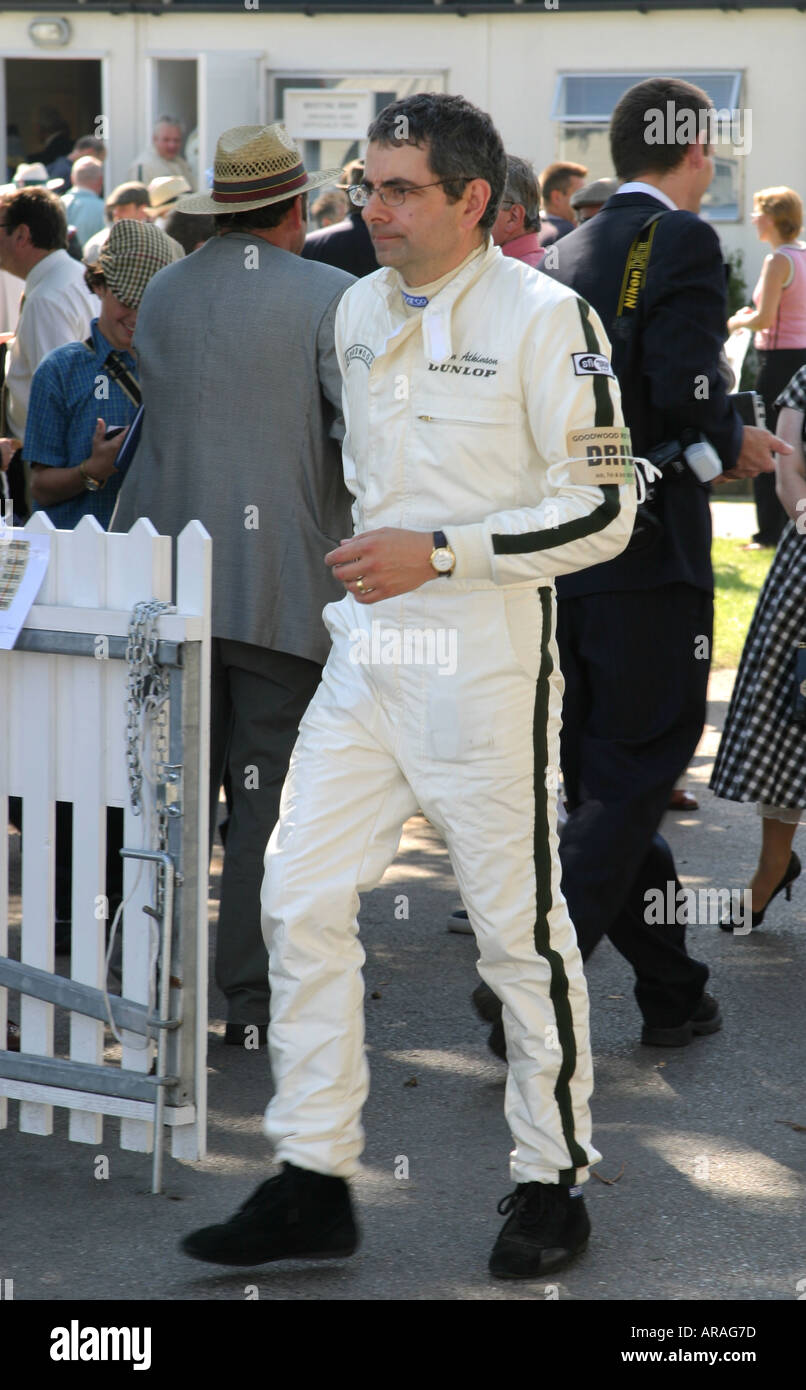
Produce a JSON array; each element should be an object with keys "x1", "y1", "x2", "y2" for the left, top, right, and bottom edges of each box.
[
  {"x1": 641, "y1": 991, "x2": 722, "y2": 1047},
  {"x1": 720, "y1": 851, "x2": 801, "y2": 931},
  {"x1": 669, "y1": 788, "x2": 698, "y2": 812}
]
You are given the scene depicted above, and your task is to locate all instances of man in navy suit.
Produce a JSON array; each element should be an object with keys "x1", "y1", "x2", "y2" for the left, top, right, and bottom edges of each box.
[
  {"x1": 529, "y1": 78, "x2": 790, "y2": 1047},
  {"x1": 302, "y1": 158, "x2": 378, "y2": 278}
]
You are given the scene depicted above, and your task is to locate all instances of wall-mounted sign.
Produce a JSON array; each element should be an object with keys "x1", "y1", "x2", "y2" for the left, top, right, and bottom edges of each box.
[{"x1": 283, "y1": 90, "x2": 373, "y2": 141}]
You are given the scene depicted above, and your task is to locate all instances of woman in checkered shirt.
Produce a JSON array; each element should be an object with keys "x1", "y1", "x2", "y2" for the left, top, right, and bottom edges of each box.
[{"x1": 710, "y1": 364, "x2": 806, "y2": 929}]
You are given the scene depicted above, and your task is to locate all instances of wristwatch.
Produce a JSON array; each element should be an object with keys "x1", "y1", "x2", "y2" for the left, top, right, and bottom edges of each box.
[
  {"x1": 429, "y1": 530, "x2": 455, "y2": 577},
  {"x1": 79, "y1": 461, "x2": 105, "y2": 492}
]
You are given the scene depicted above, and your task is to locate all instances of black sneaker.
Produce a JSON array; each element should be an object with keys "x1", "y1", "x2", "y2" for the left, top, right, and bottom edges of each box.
[
  {"x1": 489, "y1": 1182, "x2": 590, "y2": 1280},
  {"x1": 641, "y1": 991, "x2": 722, "y2": 1047},
  {"x1": 181, "y1": 1163, "x2": 359, "y2": 1266}
]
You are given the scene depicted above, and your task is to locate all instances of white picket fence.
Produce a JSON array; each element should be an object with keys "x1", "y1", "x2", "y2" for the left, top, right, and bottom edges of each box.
[{"x1": 0, "y1": 514, "x2": 211, "y2": 1185}]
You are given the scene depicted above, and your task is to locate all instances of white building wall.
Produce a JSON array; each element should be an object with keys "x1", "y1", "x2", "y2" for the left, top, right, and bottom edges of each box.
[{"x1": 2, "y1": 6, "x2": 805, "y2": 283}]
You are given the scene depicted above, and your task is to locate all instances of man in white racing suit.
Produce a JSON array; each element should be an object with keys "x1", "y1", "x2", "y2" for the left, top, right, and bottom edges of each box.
[{"x1": 182, "y1": 94, "x2": 637, "y2": 1281}]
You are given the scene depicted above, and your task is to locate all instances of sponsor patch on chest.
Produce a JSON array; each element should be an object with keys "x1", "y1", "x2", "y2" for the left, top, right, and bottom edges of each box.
[
  {"x1": 427, "y1": 351, "x2": 499, "y2": 379},
  {"x1": 571, "y1": 351, "x2": 614, "y2": 378}
]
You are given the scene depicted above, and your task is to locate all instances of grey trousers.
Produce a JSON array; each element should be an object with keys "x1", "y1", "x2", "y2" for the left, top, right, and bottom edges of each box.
[{"x1": 209, "y1": 638, "x2": 322, "y2": 1025}]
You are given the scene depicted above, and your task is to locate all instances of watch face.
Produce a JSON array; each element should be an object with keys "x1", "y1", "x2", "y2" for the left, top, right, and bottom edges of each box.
[{"x1": 432, "y1": 547, "x2": 453, "y2": 573}]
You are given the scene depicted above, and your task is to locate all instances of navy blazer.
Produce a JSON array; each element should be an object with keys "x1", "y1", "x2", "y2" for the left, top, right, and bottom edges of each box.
[
  {"x1": 542, "y1": 192, "x2": 743, "y2": 597},
  {"x1": 302, "y1": 209, "x2": 378, "y2": 279}
]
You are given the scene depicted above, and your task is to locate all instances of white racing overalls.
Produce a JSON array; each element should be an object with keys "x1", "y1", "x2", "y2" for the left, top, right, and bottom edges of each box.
[{"x1": 260, "y1": 239, "x2": 637, "y2": 1184}]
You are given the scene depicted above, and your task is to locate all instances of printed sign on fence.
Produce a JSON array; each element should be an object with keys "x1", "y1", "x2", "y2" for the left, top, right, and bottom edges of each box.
[{"x1": 0, "y1": 533, "x2": 49, "y2": 649}]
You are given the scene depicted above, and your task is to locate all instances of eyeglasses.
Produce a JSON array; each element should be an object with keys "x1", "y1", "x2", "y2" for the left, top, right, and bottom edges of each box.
[{"x1": 348, "y1": 179, "x2": 469, "y2": 208}]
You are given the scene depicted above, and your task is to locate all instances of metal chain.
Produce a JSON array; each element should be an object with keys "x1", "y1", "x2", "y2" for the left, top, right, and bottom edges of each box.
[{"x1": 125, "y1": 600, "x2": 173, "y2": 855}]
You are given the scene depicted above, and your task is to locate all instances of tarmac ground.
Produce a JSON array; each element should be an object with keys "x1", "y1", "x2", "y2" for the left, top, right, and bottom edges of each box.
[{"x1": 2, "y1": 501, "x2": 804, "y2": 1311}]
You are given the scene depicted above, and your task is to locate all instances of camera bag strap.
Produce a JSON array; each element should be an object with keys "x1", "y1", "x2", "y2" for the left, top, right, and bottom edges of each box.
[{"x1": 82, "y1": 338, "x2": 142, "y2": 409}]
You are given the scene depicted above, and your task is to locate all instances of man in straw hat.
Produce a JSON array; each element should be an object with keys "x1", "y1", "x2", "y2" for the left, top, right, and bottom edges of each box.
[
  {"x1": 181, "y1": 93, "x2": 635, "y2": 1280},
  {"x1": 302, "y1": 157, "x2": 378, "y2": 277},
  {"x1": 11, "y1": 162, "x2": 64, "y2": 193},
  {"x1": 147, "y1": 175, "x2": 192, "y2": 232},
  {"x1": 112, "y1": 123, "x2": 355, "y2": 1048}
]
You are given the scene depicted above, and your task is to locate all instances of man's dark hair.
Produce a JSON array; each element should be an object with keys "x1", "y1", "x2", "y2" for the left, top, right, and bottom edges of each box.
[
  {"x1": 73, "y1": 135, "x2": 106, "y2": 159},
  {"x1": 539, "y1": 161, "x2": 588, "y2": 206},
  {"x1": 366, "y1": 92, "x2": 506, "y2": 232},
  {"x1": 107, "y1": 182, "x2": 150, "y2": 212},
  {"x1": 610, "y1": 77, "x2": 713, "y2": 181},
  {"x1": 163, "y1": 209, "x2": 216, "y2": 255},
  {"x1": 311, "y1": 190, "x2": 348, "y2": 224},
  {"x1": 214, "y1": 191, "x2": 308, "y2": 234},
  {"x1": 503, "y1": 155, "x2": 541, "y2": 233},
  {"x1": 2, "y1": 186, "x2": 67, "y2": 251}
]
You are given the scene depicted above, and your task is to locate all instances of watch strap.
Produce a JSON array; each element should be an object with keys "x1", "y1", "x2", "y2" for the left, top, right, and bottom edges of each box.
[
  {"x1": 430, "y1": 529, "x2": 454, "y2": 578},
  {"x1": 79, "y1": 461, "x2": 105, "y2": 491}
]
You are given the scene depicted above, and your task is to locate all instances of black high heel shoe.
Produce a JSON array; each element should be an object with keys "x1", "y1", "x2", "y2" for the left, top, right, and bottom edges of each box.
[{"x1": 719, "y1": 851, "x2": 801, "y2": 932}]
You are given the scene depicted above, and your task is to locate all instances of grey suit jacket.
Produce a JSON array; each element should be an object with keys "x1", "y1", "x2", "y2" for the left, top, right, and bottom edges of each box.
[{"x1": 113, "y1": 233, "x2": 355, "y2": 664}]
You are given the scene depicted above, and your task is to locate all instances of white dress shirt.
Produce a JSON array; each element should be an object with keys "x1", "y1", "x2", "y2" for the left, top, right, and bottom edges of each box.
[
  {"x1": 0, "y1": 268, "x2": 23, "y2": 335},
  {"x1": 4, "y1": 249, "x2": 99, "y2": 436},
  {"x1": 613, "y1": 181, "x2": 678, "y2": 211}
]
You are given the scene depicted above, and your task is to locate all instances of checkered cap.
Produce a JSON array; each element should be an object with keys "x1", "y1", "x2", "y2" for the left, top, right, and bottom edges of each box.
[{"x1": 94, "y1": 218, "x2": 176, "y2": 309}]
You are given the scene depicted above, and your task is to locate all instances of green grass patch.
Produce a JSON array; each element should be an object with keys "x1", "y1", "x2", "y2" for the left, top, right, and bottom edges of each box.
[{"x1": 712, "y1": 537, "x2": 774, "y2": 670}]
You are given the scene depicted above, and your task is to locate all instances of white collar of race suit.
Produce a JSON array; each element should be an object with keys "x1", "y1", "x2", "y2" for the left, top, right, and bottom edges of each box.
[{"x1": 373, "y1": 237, "x2": 500, "y2": 365}]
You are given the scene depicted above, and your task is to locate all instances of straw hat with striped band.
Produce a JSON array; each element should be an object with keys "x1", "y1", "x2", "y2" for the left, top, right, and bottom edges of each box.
[{"x1": 175, "y1": 124, "x2": 342, "y2": 216}]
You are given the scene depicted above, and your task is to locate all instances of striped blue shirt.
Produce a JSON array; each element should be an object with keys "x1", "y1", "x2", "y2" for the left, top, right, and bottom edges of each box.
[{"x1": 24, "y1": 318, "x2": 139, "y2": 530}]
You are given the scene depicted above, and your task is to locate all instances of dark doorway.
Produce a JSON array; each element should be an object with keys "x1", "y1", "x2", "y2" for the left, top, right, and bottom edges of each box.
[{"x1": 5, "y1": 59, "x2": 102, "y2": 182}]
